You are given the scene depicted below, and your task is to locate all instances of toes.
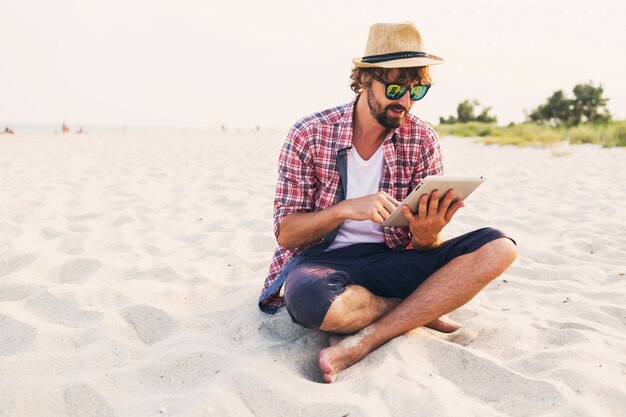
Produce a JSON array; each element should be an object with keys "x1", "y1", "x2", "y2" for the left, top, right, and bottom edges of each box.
[
  {"x1": 425, "y1": 317, "x2": 462, "y2": 333},
  {"x1": 318, "y1": 349, "x2": 334, "y2": 374},
  {"x1": 319, "y1": 348, "x2": 338, "y2": 383}
]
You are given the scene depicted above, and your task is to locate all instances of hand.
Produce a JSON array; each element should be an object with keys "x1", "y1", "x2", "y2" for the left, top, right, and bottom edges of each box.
[
  {"x1": 340, "y1": 191, "x2": 400, "y2": 224},
  {"x1": 401, "y1": 189, "x2": 464, "y2": 248}
]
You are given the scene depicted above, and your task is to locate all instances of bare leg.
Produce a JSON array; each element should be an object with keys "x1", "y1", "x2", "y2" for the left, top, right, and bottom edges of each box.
[
  {"x1": 319, "y1": 238, "x2": 517, "y2": 383},
  {"x1": 323, "y1": 292, "x2": 460, "y2": 341},
  {"x1": 320, "y1": 286, "x2": 400, "y2": 334}
]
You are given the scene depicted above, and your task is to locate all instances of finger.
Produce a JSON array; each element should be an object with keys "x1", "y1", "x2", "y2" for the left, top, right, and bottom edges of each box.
[
  {"x1": 381, "y1": 198, "x2": 398, "y2": 216},
  {"x1": 378, "y1": 191, "x2": 401, "y2": 209},
  {"x1": 438, "y1": 189, "x2": 455, "y2": 214},
  {"x1": 372, "y1": 211, "x2": 385, "y2": 224},
  {"x1": 384, "y1": 194, "x2": 401, "y2": 207},
  {"x1": 401, "y1": 205, "x2": 415, "y2": 223},
  {"x1": 428, "y1": 190, "x2": 440, "y2": 215},
  {"x1": 444, "y1": 201, "x2": 465, "y2": 222},
  {"x1": 376, "y1": 204, "x2": 391, "y2": 220},
  {"x1": 418, "y1": 194, "x2": 428, "y2": 219}
]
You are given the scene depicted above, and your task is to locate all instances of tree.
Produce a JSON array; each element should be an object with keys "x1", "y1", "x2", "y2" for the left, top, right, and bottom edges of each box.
[
  {"x1": 439, "y1": 99, "x2": 497, "y2": 124},
  {"x1": 439, "y1": 115, "x2": 457, "y2": 124},
  {"x1": 528, "y1": 90, "x2": 571, "y2": 126},
  {"x1": 457, "y1": 100, "x2": 478, "y2": 123},
  {"x1": 571, "y1": 83, "x2": 611, "y2": 125},
  {"x1": 528, "y1": 82, "x2": 611, "y2": 126},
  {"x1": 476, "y1": 106, "x2": 497, "y2": 123}
]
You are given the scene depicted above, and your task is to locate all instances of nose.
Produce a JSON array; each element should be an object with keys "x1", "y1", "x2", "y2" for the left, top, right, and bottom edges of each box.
[{"x1": 398, "y1": 90, "x2": 411, "y2": 108}]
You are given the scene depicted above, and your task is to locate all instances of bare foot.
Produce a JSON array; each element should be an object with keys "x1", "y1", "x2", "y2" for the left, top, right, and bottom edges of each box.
[
  {"x1": 425, "y1": 316, "x2": 462, "y2": 333},
  {"x1": 319, "y1": 327, "x2": 374, "y2": 383}
]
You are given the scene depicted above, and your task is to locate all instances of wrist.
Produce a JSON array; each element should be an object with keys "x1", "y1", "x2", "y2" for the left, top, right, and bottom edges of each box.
[
  {"x1": 411, "y1": 234, "x2": 441, "y2": 250},
  {"x1": 332, "y1": 200, "x2": 351, "y2": 222}
]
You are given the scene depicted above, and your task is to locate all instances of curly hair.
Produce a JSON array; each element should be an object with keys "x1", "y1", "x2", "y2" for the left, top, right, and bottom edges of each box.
[{"x1": 349, "y1": 67, "x2": 432, "y2": 95}]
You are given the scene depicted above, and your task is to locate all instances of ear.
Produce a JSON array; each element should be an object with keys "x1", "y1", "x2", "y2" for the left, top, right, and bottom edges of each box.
[{"x1": 360, "y1": 75, "x2": 373, "y2": 95}]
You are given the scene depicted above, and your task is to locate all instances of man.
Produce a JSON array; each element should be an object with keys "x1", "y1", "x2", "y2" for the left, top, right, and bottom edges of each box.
[{"x1": 259, "y1": 22, "x2": 517, "y2": 383}]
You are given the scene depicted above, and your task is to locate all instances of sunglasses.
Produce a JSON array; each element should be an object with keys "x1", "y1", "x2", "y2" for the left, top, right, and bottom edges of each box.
[{"x1": 373, "y1": 75, "x2": 431, "y2": 101}]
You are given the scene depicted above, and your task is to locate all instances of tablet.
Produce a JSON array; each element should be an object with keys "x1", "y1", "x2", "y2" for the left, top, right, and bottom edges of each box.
[{"x1": 381, "y1": 176, "x2": 485, "y2": 227}]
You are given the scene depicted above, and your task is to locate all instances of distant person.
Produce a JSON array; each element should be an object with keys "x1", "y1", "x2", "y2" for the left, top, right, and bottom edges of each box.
[
  {"x1": 62, "y1": 122, "x2": 70, "y2": 133},
  {"x1": 258, "y1": 22, "x2": 517, "y2": 383},
  {"x1": 76, "y1": 127, "x2": 84, "y2": 134},
  {"x1": 2, "y1": 127, "x2": 15, "y2": 134}
]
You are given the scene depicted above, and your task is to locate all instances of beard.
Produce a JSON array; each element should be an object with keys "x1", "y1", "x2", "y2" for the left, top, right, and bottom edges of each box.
[{"x1": 367, "y1": 92, "x2": 409, "y2": 129}]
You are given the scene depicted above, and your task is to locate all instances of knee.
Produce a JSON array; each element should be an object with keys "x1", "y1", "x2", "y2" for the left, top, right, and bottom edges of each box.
[
  {"x1": 319, "y1": 286, "x2": 377, "y2": 333},
  {"x1": 481, "y1": 237, "x2": 518, "y2": 271},
  {"x1": 319, "y1": 292, "x2": 353, "y2": 332},
  {"x1": 478, "y1": 228, "x2": 517, "y2": 262},
  {"x1": 494, "y1": 237, "x2": 518, "y2": 264},
  {"x1": 284, "y1": 266, "x2": 349, "y2": 329}
]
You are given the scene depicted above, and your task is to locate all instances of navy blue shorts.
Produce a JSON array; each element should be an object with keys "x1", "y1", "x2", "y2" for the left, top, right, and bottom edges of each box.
[{"x1": 283, "y1": 227, "x2": 514, "y2": 329}]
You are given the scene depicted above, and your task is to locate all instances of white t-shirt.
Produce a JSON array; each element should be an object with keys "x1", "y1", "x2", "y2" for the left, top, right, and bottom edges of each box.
[{"x1": 327, "y1": 144, "x2": 385, "y2": 251}]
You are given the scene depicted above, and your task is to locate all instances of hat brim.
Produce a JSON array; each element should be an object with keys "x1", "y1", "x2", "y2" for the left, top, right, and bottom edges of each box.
[{"x1": 352, "y1": 54, "x2": 444, "y2": 68}]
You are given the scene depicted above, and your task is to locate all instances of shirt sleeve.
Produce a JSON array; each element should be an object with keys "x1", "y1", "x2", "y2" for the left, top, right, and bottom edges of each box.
[{"x1": 273, "y1": 125, "x2": 318, "y2": 239}]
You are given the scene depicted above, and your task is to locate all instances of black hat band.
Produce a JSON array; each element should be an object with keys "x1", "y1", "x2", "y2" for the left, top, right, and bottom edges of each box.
[{"x1": 361, "y1": 51, "x2": 429, "y2": 63}]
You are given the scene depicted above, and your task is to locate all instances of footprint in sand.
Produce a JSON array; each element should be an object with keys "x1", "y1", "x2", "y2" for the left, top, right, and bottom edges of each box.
[
  {"x1": 176, "y1": 233, "x2": 205, "y2": 244},
  {"x1": 250, "y1": 235, "x2": 276, "y2": 253},
  {"x1": 58, "y1": 235, "x2": 85, "y2": 255},
  {"x1": 121, "y1": 304, "x2": 177, "y2": 344},
  {"x1": 0, "y1": 314, "x2": 37, "y2": 355},
  {"x1": 24, "y1": 291, "x2": 102, "y2": 328},
  {"x1": 128, "y1": 267, "x2": 185, "y2": 283},
  {"x1": 109, "y1": 216, "x2": 134, "y2": 227},
  {"x1": 0, "y1": 286, "x2": 34, "y2": 301},
  {"x1": 69, "y1": 213, "x2": 101, "y2": 222},
  {"x1": 134, "y1": 350, "x2": 224, "y2": 392},
  {"x1": 68, "y1": 224, "x2": 90, "y2": 233},
  {"x1": 0, "y1": 254, "x2": 37, "y2": 277},
  {"x1": 420, "y1": 338, "x2": 567, "y2": 417},
  {"x1": 41, "y1": 227, "x2": 63, "y2": 239},
  {"x1": 64, "y1": 383, "x2": 115, "y2": 417},
  {"x1": 58, "y1": 258, "x2": 103, "y2": 283},
  {"x1": 0, "y1": 222, "x2": 21, "y2": 239},
  {"x1": 531, "y1": 322, "x2": 587, "y2": 347},
  {"x1": 247, "y1": 219, "x2": 272, "y2": 233}
]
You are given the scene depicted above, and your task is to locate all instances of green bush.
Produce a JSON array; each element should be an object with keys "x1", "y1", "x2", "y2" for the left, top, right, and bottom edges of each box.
[
  {"x1": 482, "y1": 123, "x2": 562, "y2": 146},
  {"x1": 435, "y1": 121, "x2": 625, "y2": 147},
  {"x1": 435, "y1": 122, "x2": 498, "y2": 138},
  {"x1": 566, "y1": 125, "x2": 600, "y2": 144}
]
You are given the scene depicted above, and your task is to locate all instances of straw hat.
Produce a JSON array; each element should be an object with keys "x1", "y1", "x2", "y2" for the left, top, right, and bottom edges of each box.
[{"x1": 352, "y1": 22, "x2": 444, "y2": 68}]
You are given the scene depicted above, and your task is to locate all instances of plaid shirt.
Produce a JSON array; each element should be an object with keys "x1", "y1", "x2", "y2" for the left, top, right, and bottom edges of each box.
[{"x1": 259, "y1": 99, "x2": 443, "y2": 314}]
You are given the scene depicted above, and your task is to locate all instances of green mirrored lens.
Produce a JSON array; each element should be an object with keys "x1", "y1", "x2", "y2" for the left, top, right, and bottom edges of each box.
[
  {"x1": 386, "y1": 84, "x2": 406, "y2": 100},
  {"x1": 410, "y1": 85, "x2": 429, "y2": 101}
]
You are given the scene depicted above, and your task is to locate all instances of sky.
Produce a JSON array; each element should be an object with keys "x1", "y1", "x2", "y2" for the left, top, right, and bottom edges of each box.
[{"x1": 1, "y1": 0, "x2": 625, "y2": 130}]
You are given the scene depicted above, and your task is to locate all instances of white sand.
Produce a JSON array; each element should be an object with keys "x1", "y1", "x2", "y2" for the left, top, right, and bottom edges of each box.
[{"x1": 0, "y1": 132, "x2": 625, "y2": 417}]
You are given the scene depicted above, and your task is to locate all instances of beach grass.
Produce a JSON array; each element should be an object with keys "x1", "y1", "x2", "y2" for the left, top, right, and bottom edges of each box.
[{"x1": 435, "y1": 120, "x2": 626, "y2": 148}]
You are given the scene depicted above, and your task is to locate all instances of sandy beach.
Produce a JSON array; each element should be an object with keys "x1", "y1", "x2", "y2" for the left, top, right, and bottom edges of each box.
[{"x1": 0, "y1": 132, "x2": 625, "y2": 417}]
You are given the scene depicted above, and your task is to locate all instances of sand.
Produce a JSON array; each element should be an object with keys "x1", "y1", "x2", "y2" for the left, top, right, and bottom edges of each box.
[{"x1": 0, "y1": 132, "x2": 625, "y2": 417}]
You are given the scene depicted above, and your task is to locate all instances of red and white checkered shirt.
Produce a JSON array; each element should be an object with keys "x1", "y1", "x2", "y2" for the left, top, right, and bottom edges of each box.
[{"x1": 259, "y1": 99, "x2": 443, "y2": 313}]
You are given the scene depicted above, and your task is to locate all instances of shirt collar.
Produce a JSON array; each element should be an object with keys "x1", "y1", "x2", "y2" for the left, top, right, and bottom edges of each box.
[{"x1": 335, "y1": 99, "x2": 356, "y2": 151}]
